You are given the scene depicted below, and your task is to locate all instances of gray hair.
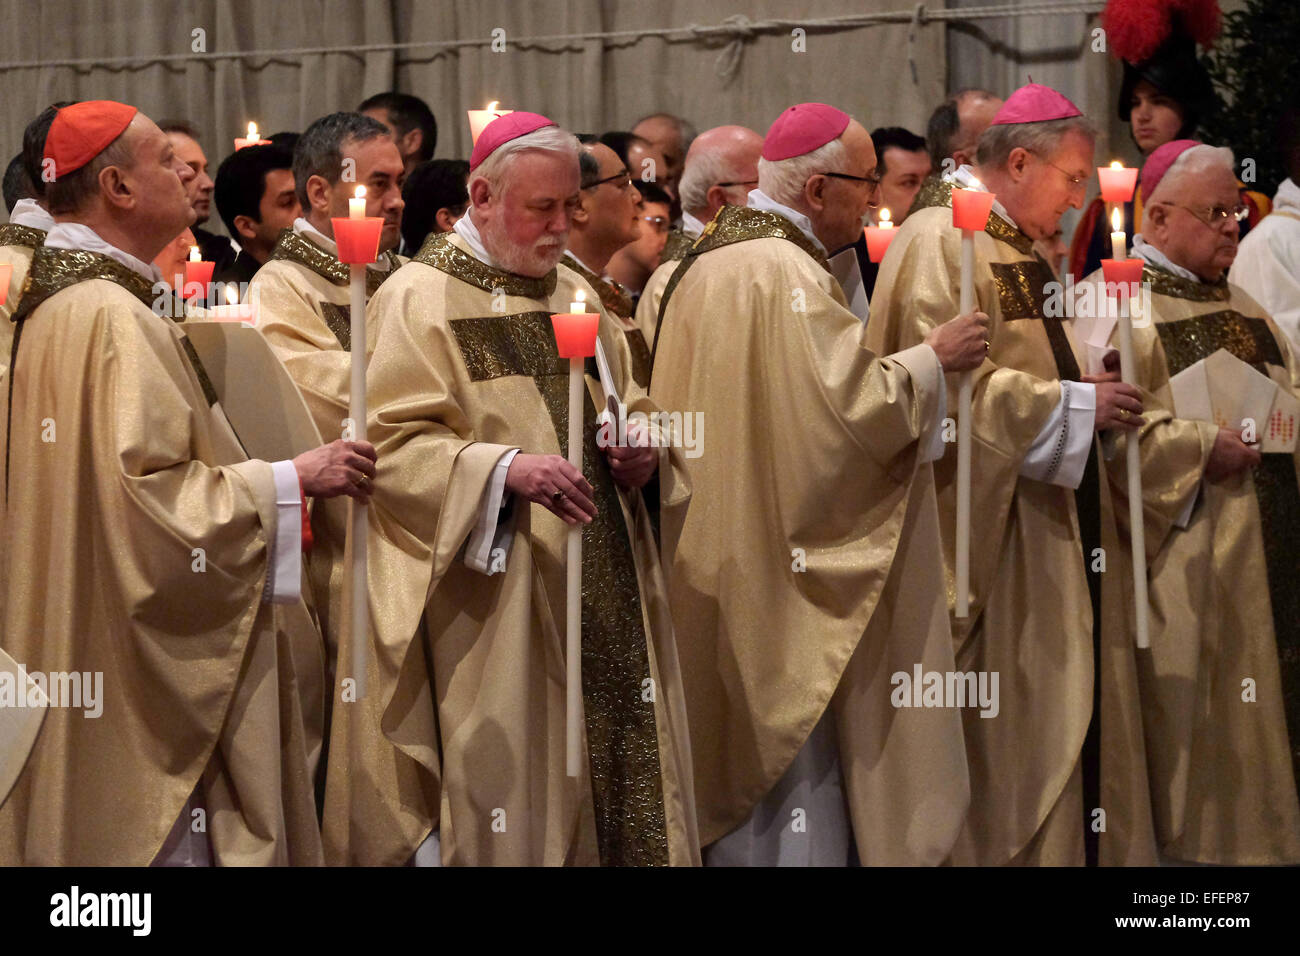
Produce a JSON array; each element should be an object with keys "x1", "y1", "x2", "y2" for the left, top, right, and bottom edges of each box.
[
  {"x1": 974, "y1": 115, "x2": 1097, "y2": 170},
  {"x1": 1150, "y1": 144, "x2": 1236, "y2": 202},
  {"x1": 679, "y1": 147, "x2": 749, "y2": 217},
  {"x1": 756, "y1": 137, "x2": 848, "y2": 209},
  {"x1": 473, "y1": 125, "x2": 581, "y2": 195},
  {"x1": 293, "y1": 111, "x2": 392, "y2": 209}
]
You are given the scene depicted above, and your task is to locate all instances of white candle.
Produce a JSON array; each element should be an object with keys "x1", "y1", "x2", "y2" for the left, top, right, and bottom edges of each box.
[
  {"x1": 1110, "y1": 206, "x2": 1126, "y2": 261},
  {"x1": 246, "y1": 121, "x2": 259, "y2": 141},
  {"x1": 565, "y1": 286, "x2": 586, "y2": 779},
  {"x1": 955, "y1": 228, "x2": 975, "y2": 619},
  {"x1": 189, "y1": 245, "x2": 201, "y2": 262},
  {"x1": 348, "y1": 251, "x2": 369, "y2": 698},
  {"x1": 877, "y1": 207, "x2": 893, "y2": 229},
  {"x1": 349, "y1": 185, "x2": 367, "y2": 220}
]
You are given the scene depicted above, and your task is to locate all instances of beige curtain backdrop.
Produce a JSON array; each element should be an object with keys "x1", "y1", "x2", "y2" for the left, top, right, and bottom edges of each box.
[{"x1": 0, "y1": 0, "x2": 1138, "y2": 233}]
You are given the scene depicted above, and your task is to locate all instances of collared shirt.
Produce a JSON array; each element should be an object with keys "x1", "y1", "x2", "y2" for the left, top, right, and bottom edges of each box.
[
  {"x1": 680, "y1": 210, "x2": 707, "y2": 238},
  {"x1": 44, "y1": 222, "x2": 161, "y2": 282},
  {"x1": 1132, "y1": 234, "x2": 1205, "y2": 283},
  {"x1": 9, "y1": 198, "x2": 55, "y2": 231},
  {"x1": 454, "y1": 212, "x2": 497, "y2": 268},
  {"x1": 746, "y1": 188, "x2": 827, "y2": 255}
]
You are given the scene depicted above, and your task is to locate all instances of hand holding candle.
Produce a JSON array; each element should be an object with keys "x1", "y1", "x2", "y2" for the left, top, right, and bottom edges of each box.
[
  {"x1": 864, "y1": 207, "x2": 897, "y2": 263},
  {"x1": 549, "y1": 288, "x2": 601, "y2": 779}
]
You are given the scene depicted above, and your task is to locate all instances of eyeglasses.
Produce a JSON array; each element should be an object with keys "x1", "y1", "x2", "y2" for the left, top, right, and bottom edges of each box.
[
  {"x1": 818, "y1": 171, "x2": 882, "y2": 189},
  {"x1": 640, "y1": 215, "x2": 670, "y2": 233},
  {"x1": 1030, "y1": 153, "x2": 1087, "y2": 192},
  {"x1": 1154, "y1": 200, "x2": 1250, "y2": 228},
  {"x1": 585, "y1": 168, "x2": 633, "y2": 190}
]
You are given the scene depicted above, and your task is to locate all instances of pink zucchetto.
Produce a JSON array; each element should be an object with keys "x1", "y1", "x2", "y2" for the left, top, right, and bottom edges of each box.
[
  {"x1": 990, "y1": 83, "x2": 1084, "y2": 126},
  {"x1": 1139, "y1": 138, "x2": 1201, "y2": 203},
  {"x1": 469, "y1": 111, "x2": 557, "y2": 171},
  {"x1": 761, "y1": 103, "x2": 852, "y2": 161}
]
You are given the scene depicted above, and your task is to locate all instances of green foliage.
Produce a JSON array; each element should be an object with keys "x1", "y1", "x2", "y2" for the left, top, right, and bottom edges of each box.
[{"x1": 1202, "y1": 0, "x2": 1300, "y2": 194}]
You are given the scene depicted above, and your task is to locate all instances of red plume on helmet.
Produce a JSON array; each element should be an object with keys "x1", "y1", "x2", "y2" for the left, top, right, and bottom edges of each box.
[{"x1": 1103, "y1": 0, "x2": 1223, "y2": 65}]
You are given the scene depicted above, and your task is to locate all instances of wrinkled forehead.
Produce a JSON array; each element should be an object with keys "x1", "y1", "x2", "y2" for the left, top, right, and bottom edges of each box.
[
  {"x1": 503, "y1": 149, "x2": 580, "y2": 198},
  {"x1": 1164, "y1": 163, "x2": 1241, "y2": 206}
]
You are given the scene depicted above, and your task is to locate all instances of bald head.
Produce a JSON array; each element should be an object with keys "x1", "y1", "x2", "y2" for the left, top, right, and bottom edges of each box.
[{"x1": 677, "y1": 125, "x2": 763, "y2": 221}]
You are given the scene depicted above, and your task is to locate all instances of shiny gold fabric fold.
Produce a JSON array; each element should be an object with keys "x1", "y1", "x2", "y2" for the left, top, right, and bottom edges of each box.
[
  {"x1": 867, "y1": 200, "x2": 1158, "y2": 865},
  {"x1": 1081, "y1": 264, "x2": 1300, "y2": 863},
  {"x1": 652, "y1": 208, "x2": 969, "y2": 863},
  {"x1": 322, "y1": 233, "x2": 700, "y2": 865},
  {"x1": 0, "y1": 250, "x2": 323, "y2": 865},
  {"x1": 0, "y1": 223, "x2": 45, "y2": 374}
]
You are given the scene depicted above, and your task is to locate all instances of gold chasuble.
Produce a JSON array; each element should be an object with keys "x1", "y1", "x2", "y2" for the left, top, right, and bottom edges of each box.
[
  {"x1": 636, "y1": 228, "x2": 696, "y2": 347},
  {"x1": 867, "y1": 181, "x2": 1158, "y2": 865},
  {"x1": 0, "y1": 248, "x2": 325, "y2": 865},
  {"x1": 562, "y1": 254, "x2": 650, "y2": 388},
  {"x1": 0, "y1": 222, "x2": 46, "y2": 378},
  {"x1": 651, "y1": 205, "x2": 970, "y2": 863},
  {"x1": 322, "y1": 232, "x2": 699, "y2": 866},
  {"x1": 250, "y1": 229, "x2": 403, "y2": 664},
  {"x1": 1083, "y1": 263, "x2": 1300, "y2": 863}
]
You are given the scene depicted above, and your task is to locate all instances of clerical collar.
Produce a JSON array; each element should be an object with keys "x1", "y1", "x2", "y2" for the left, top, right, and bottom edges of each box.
[
  {"x1": 294, "y1": 216, "x2": 393, "y2": 271},
  {"x1": 951, "y1": 165, "x2": 1020, "y2": 230},
  {"x1": 9, "y1": 199, "x2": 55, "y2": 231},
  {"x1": 44, "y1": 222, "x2": 161, "y2": 282},
  {"x1": 454, "y1": 213, "x2": 498, "y2": 268},
  {"x1": 564, "y1": 249, "x2": 609, "y2": 282},
  {"x1": 746, "y1": 189, "x2": 826, "y2": 255},
  {"x1": 680, "y1": 210, "x2": 707, "y2": 238},
  {"x1": 1131, "y1": 234, "x2": 1202, "y2": 283}
]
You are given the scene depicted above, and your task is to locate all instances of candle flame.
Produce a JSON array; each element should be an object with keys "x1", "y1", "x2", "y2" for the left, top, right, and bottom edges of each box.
[
  {"x1": 189, "y1": 245, "x2": 200, "y2": 262},
  {"x1": 486, "y1": 100, "x2": 499, "y2": 112},
  {"x1": 575, "y1": 290, "x2": 586, "y2": 306},
  {"x1": 1111, "y1": 207, "x2": 1123, "y2": 232},
  {"x1": 1110, "y1": 160, "x2": 1123, "y2": 170},
  {"x1": 246, "y1": 121, "x2": 258, "y2": 139},
  {"x1": 355, "y1": 185, "x2": 367, "y2": 200},
  {"x1": 878, "y1": 207, "x2": 891, "y2": 224},
  {"x1": 225, "y1": 284, "x2": 239, "y2": 306}
]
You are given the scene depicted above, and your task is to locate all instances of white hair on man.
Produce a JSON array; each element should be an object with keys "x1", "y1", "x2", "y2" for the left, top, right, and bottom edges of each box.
[
  {"x1": 471, "y1": 124, "x2": 581, "y2": 195},
  {"x1": 1148, "y1": 144, "x2": 1236, "y2": 203},
  {"x1": 974, "y1": 114, "x2": 1097, "y2": 170},
  {"x1": 679, "y1": 148, "x2": 747, "y2": 217},
  {"x1": 757, "y1": 137, "x2": 848, "y2": 209}
]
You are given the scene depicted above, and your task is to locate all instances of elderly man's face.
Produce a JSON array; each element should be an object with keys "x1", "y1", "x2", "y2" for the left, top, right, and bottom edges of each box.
[
  {"x1": 1148, "y1": 164, "x2": 1241, "y2": 282},
  {"x1": 167, "y1": 132, "x2": 213, "y2": 224},
  {"x1": 131, "y1": 117, "x2": 198, "y2": 247},
  {"x1": 475, "y1": 150, "x2": 581, "y2": 278},
  {"x1": 1005, "y1": 128, "x2": 1093, "y2": 241},
  {"x1": 808, "y1": 121, "x2": 879, "y2": 252}
]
